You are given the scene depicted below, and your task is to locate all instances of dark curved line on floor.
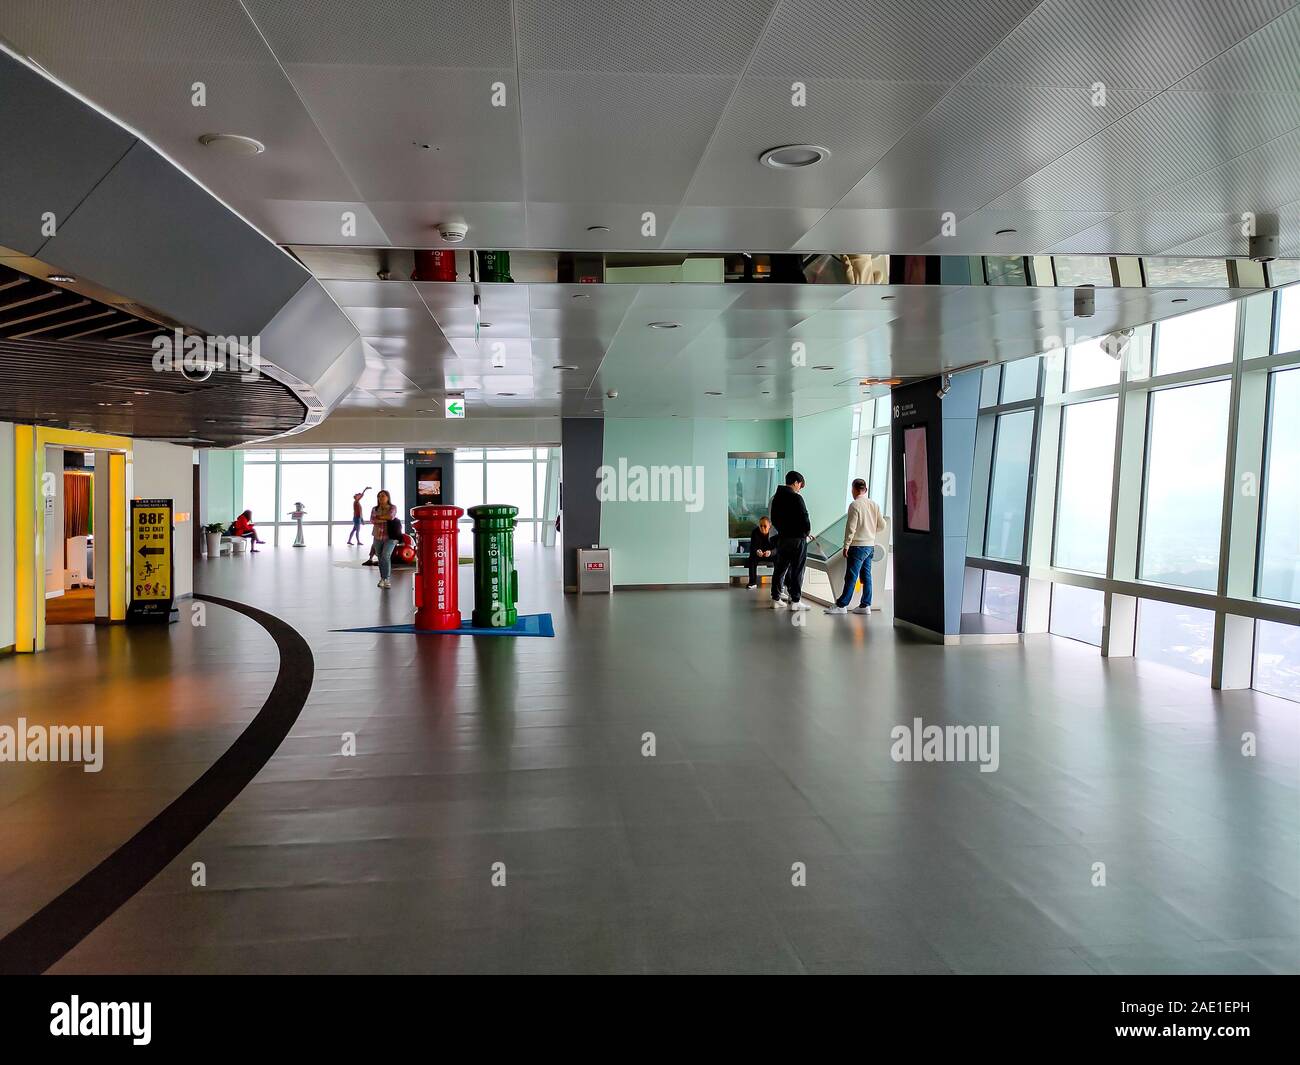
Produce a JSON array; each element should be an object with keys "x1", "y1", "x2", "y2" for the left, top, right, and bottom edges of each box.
[{"x1": 0, "y1": 594, "x2": 314, "y2": 975}]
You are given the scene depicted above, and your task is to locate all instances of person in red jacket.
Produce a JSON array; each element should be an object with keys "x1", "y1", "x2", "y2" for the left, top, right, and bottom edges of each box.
[{"x1": 229, "y1": 510, "x2": 265, "y2": 552}]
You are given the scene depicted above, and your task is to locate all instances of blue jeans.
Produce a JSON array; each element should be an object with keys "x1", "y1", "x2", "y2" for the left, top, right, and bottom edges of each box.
[
  {"x1": 377, "y1": 539, "x2": 396, "y2": 580},
  {"x1": 835, "y1": 545, "x2": 875, "y2": 608}
]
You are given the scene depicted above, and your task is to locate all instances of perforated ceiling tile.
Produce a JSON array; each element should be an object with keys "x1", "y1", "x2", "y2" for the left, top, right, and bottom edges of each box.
[
  {"x1": 240, "y1": 0, "x2": 515, "y2": 68},
  {"x1": 526, "y1": 201, "x2": 681, "y2": 249},
  {"x1": 1044, "y1": 211, "x2": 1237, "y2": 255},
  {"x1": 520, "y1": 71, "x2": 735, "y2": 203},
  {"x1": 920, "y1": 210, "x2": 1114, "y2": 253},
  {"x1": 260, "y1": 200, "x2": 391, "y2": 246},
  {"x1": 0, "y1": 0, "x2": 273, "y2": 65},
  {"x1": 792, "y1": 208, "x2": 957, "y2": 253},
  {"x1": 684, "y1": 77, "x2": 949, "y2": 209},
  {"x1": 366, "y1": 200, "x2": 526, "y2": 248},
  {"x1": 281, "y1": 65, "x2": 524, "y2": 203},
  {"x1": 516, "y1": 0, "x2": 776, "y2": 75},
  {"x1": 748, "y1": 0, "x2": 1041, "y2": 82},
  {"x1": 322, "y1": 279, "x2": 428, "y2": 310},
  {"x1": 839, "y1": 84, "x2": 1156, "y2": 213},
  {"x1": 663, "y1": 207, "x2": 829, "y2": 250},
  {"x1": 990, "y1": 90, "x2": 1300, "y2": 213},
  {"x1": 1143, "y1": 126, "x2": 1300, "y2": 213},
  {"x1": 1178, "y1": 6, "x2": 1300, "y2": 93},
  {"x1": 967, "y1": 0, "x2": 1294, "y2": 90}
]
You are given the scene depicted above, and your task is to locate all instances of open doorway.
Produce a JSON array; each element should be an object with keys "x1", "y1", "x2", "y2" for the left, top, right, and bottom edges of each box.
[{"x1": 43, "y1": 446, "x2": 100, "y2": 626}]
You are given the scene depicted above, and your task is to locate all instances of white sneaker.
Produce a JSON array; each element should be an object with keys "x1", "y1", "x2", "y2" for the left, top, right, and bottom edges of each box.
[
  {"x1": 746, "y1": 584, "x2": 759, "y2": 590},
  {"x1": 851, "y1": 606, "x2": 871, "y2": 615},
  {"x1": 824, "y1": 606, "x2": 848, "y2": 615},
  {"x1": 771, "y1": 599, "x2": 786, "y2": 609},
  {"x1": 779, "y1": 592, "x2": 791, "y2": 603},
  {"x1": 789, "y1": 601, "x2": 811, "y2": 611},
  {"x1": 378, "y1": 579, "x2": 391, "y2": 589}
]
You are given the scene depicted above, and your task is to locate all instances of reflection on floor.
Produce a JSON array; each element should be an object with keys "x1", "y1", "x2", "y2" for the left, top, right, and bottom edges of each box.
[
  {"x1": 44, "y1": 586, "x2": 94, "y2": 625},
  {"x1": 2, "y1": 543, "x2": 1297, "y2": 974}
]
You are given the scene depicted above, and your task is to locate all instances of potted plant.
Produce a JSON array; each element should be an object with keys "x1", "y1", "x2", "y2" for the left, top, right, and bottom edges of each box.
[{"x1": 204, "y1": 522, "x2": 226, "y2": 558}]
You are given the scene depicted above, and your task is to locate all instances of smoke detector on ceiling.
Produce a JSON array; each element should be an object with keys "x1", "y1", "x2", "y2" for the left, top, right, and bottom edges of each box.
[{"x1": 436, "y1": 222, "x2": 469, "y2": 244}]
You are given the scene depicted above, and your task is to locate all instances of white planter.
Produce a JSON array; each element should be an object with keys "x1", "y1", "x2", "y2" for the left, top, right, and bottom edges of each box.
[{"x1": 206, "y1": 532, "x2": 224, "y2": 558}]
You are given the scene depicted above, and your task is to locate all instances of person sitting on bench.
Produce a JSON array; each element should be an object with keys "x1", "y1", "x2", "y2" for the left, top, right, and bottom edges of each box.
[
  {"x1": 228, "y1": 510, "x2": 265, "y2": 553},
  {"x1": 746, "y1": 516, "x2": 776, "y2": 590}
]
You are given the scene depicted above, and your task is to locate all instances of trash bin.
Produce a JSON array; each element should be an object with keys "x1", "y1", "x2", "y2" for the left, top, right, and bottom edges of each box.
[
  {"x1": 467, "y1": 504, "x2": 518, "y2": 627},
  {"x1": 576, "y1": 547, "x2": 612, "y2": 593},
  {"x1": 411, "y1": 504, "x2": 464, "y2": 630}
]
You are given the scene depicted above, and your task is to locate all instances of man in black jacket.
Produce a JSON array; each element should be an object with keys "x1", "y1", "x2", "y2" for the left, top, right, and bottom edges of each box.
[
  {"x1": 746, "y1": 516, "x2": 776, "y2": 589},
  {"x1": 768, "y1": 471, "x2": 811, "y2": 611}
]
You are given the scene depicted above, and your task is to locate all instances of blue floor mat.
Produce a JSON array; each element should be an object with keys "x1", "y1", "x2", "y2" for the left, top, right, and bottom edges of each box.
[{"x1": 333, "y1": 613, "x2": 554, "y2": 638}]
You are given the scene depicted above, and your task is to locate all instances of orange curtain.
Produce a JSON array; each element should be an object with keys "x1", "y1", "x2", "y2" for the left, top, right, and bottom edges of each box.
[{"x1": 64, "y1": 471, "x2": 92, "y2": 539}]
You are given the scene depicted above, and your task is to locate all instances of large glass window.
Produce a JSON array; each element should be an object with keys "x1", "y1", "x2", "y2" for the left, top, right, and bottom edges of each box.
[
  {"x1": 1275, "y1": 285, "x2": 1300, "y2": 355},
  {"x1": 1049, "y1": 584, "x2": 1104, "y2": 646},
  {"x1": 869, "y1": 436, "x2": 890, "y2": 514},
  {"x1": 1054, "y1": 398, "x2": 1117, "y2": 574},
  {"x1": 1153, "y1": 303, "x2": 1235, "y2": 376},
  {"x1": 1066, "y1": 337, "x2": 1121, "y2": 392},
  {"x1": 1257, "y1": 367, "x2": 1300, "y2": 603},
  {"x1": 1139, "y1": 381, "x2": 1231, "y2": 591},
  {"x1": 454, "y1": 458, "x2": 485, "y2": 513},
  {"x1": 278, "y1": 463, "x2": 329, "y2": 528},
  {"x1": 241, "y1": 462, "x2": 276, "y2": 524},
  {"x1": 331, "y1": 464, "x2": 382, "y2": 524},
  {"x1": 984, "y1": 409, "x2": 1035, "y2": 562},
  {"x1": 1253, "y1": 620, "x2": 1300, "y2": 703},
  {"x1": 487, "y1": 461, "x2": 536, "y2": 520},
  {"x1": 1000, "y1": 357, "x2": 1040, "y2": 404},
  {"x1": 1136, "y1": 599, "x2": 1215, "y2": 678}
]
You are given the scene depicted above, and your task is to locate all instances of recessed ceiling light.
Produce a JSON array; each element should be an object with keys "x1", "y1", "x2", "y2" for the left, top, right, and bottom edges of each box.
[
  {"x1": 995, "y1": 227, "x2": 1017, "y2": 236},
  {"x1": 412, "y1": 140, "x2": 439, "y2": 151},
  {"x1": 881, "y1": 294, "x2": 895, "y2": 301},
  {"x1": 755, "y1": 364, "x2": 766, "y2": 369},
  {"x1": 648, "y1": 321, "x2": 680, "y2": 329},
  {"x1": 552, "y1": 364, "x2": 579, "y2": 370},
  {"x1": 759, "y1": 144, "x2": 831, "y2": 169},
  {"x1": 761, "y1": 391, "x2": 771, "y2": 395},
  {"x1": 497, "y1": 392, "x2": 516, "y2": 397},
  {"x1": 133, "y1": 390, "x2": 150, "y2": 395},
  {"x1": 48, "y1": 274, "x2": 75, "y2": 283},
  {"x1": 197, "y1": 132, "x2": 266, "y2": 155},
  {"x1": 705, "y1": 390, "x2": 723, "y2": 396},
  {"x1": 586, "y1": 225, "x2": 610, "y2": 233},
  {"x1": 479, "y1": 322, "x2": 492, "y2": 328},
  {"x1": 572, "y1": 292, "x2": 590, "y2": 299},
  {"x1": 1172, "y1": 297, "x2": 1188, "y2": 303},
  {"x1": 813, "y1": 364, "x2": 834, "y2": 370}
]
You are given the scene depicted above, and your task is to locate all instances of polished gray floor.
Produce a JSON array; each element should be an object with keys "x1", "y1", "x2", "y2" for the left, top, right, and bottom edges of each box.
[{"x1": 5, "y1": 544, "x2": 1298, "y2": 973}]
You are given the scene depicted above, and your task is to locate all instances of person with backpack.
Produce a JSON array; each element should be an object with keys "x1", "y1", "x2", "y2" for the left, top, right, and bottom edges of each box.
[{"x1": 370, "y1": 489, "x2": 400, "y2": 589}]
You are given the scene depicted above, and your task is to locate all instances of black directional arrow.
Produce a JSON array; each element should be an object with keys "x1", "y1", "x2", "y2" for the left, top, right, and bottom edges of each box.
[{"x1": 138, "y1": 545, "x2": 166, "y2": 557}]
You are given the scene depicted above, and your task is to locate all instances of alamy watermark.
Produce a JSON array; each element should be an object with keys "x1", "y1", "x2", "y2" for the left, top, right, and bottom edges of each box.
[
  {"x1": 596, "y1": 459, "x2": 704, "y2": 513},
  {"x1": 151, "y1": 328, "x2": 262, "y2": 382},
  {"x1": 0, "y1": 718, "x2": 104, "y2": 772},
  {"x1": 890, "y1": 717, "x2": 999, "y2": 773}
]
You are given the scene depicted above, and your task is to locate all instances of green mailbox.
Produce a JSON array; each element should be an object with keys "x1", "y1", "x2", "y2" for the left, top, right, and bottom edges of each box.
[{"x1": 467, "y1": 504, "x2": 519, "y2": 627}]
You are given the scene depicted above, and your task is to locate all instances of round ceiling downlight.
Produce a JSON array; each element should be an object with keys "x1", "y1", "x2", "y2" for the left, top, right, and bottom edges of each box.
[
  {"x1": 648, "y1": 321, "x2": 680, "y2": 329},
  {"x1": 198, "y1": 132, "x2": 266, "y2": 155},
  {"x1": 48, "y1": 274, "x2": 76, "y2": 283},
  {"x1": 759, "y1": 144, "x2": 830, "y2": 169}
]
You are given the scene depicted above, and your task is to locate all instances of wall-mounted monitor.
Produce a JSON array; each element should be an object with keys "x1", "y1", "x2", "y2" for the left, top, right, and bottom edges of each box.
[{"x1": 903, "y1": 425, "x2": 930, "y2": 533}]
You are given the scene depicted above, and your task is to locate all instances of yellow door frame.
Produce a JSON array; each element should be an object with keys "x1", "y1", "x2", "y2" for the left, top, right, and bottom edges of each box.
[{"x1": 14, "y1": 427, "x2": 132, "y2": 652}]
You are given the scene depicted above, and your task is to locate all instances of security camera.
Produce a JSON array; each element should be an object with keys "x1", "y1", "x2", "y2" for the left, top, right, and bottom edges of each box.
[
  {"x1": 1249, "y1": 232, "x2": 1279, "y2": 263},
  {"x1": 936, "y1": 372, "x2": 952, "y2": 399},
  {"x1": 1101, "y1": 328, "x2": 1134, "y2": 360},
  {"x1": 605, "y1": 389, "x2": 618, "y2": 399},
  {"x1": 436, "y1": 221, "x2": 469, "y2": 244}
]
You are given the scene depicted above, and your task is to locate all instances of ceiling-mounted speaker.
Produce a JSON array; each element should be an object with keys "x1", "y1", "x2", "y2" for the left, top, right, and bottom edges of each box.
[{"x1": 1074, "y1": 285, "x2": 1096, "y2": 318}]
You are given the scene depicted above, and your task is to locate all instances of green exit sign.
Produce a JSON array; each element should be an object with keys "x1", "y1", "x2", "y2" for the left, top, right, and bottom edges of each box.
[{"x1": 445, "y1": 398, "x2": 465, "y2": 419}]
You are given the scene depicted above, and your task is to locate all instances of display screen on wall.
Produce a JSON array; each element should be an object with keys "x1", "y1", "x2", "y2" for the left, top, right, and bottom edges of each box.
[
  {"x1": 903, "y1": 425, "x2": 930, "y2": 532},
  {"x1": 416, "y1": 466, "x2": 442, "y2": 503}
]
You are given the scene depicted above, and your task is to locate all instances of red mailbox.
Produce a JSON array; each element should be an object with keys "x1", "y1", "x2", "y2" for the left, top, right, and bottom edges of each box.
[{"x1": 411, "y1": 504, "x2": 464, "y2": 630}]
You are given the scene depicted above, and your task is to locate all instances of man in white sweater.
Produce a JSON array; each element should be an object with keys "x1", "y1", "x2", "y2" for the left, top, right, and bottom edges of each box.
[{"x1": 825, "y1": 478, "x2": 884, "y2": 615}]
